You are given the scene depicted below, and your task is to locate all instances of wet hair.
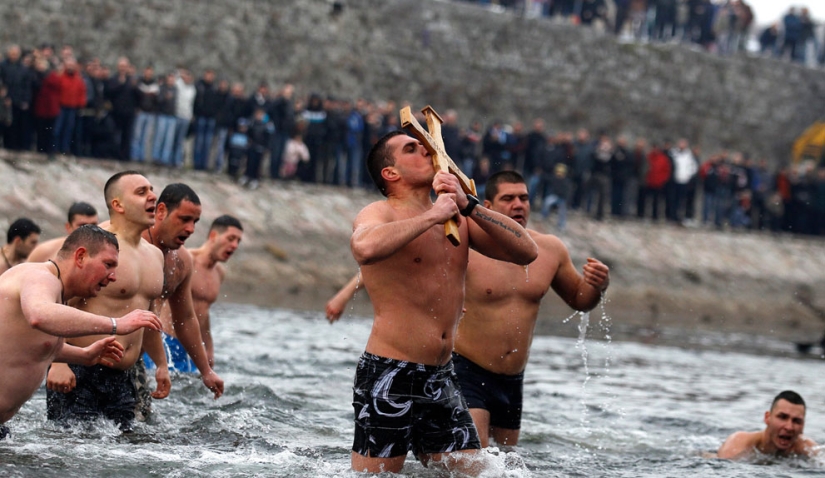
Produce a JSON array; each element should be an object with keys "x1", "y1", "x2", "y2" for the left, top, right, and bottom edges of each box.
[
  {"x1": 157, "y1": 183, "x2": 201, "y2": 213},
  {"x1": 67, "y1": 201, "x2": 98, "y2": 224},
  {"x1": 210, "y1": 214, "x2": 243, "y2": 233},
  {"x1": 366, "y1": 130, "x2": 407, "y2": 197},
  {"x1": 771, "y1": 390, "x2": 806, "y2": 410},
  {"x1": 103, "y1": 170, "x2": 143, "y2": 211},
  {"x1": 484, "y1": 170, "x2": 526, "y2": 202},
  {"x1": 57, "y1": 224, "x2": 118, "y2": 259},
  {"x1": 7, "y1": 217, "x2": 41, "y2": 244}
]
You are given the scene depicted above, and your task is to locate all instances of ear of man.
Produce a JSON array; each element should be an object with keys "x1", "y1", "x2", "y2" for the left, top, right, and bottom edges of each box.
[
  {"x1": 155, "y1": 202, "x2": 169, "y2": 222},
  {"x1": 381, "y1": 167, "x2": 399, "y2": 184},
  {"x1": 73, "y1": 246, "x2": 88, "y2": 267}
]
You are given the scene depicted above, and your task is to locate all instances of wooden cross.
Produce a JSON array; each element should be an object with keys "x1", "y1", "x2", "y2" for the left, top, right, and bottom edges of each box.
[{"x1": 400, "y1": 105, "x2": 477, "y2": 246}]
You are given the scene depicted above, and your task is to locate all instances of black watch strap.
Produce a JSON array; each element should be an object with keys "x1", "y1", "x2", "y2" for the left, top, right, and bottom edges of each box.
[{"x1": 460, "y1": 194, "x2": 480, "y2": 217}]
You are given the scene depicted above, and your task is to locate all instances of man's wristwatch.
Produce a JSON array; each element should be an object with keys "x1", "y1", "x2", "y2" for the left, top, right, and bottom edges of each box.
[{"x1": 460, "y1": 194, "x2": 480, "y2": 217}]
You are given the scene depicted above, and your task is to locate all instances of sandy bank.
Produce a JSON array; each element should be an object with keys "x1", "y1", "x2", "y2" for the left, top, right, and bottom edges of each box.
[{"x1": 3, "y1": 150, "x2": 824, "y2": 356}]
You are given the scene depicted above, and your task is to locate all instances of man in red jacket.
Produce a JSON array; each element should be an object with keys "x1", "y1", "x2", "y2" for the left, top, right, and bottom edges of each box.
[
  {"x1": 32, "y1": 58, "x2": 62, "y2": 155},
  {"x1": 54, "y1": 58, "x2": 87, "y2": 155},
  {"x1": 642, "y1": 143, "x2": 672, "y2": 221}
]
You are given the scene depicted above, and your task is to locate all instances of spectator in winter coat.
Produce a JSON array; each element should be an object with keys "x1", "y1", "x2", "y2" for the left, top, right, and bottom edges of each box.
[
  {"x1": 130, "y1": 66, "x2": 159, "y2": 162},
  {"x1": 642, "y1": 143, "x2": 672, "y2": 221},
  {"x1": 31, "y1": 58, "x2": 61, "y2": 155}
]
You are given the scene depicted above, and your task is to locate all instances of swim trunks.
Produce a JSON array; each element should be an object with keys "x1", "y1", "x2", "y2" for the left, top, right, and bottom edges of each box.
[
  {"x1": 142, "y1": 332, "x2": 197, "y2": 373},
  {"x1": 352, "y1": 352, "x2": 481, "y2": 459},
  {"x1": 46, "y1": 364, "x2": 136, "y2": 432},
  {"x1": 452, "y1": 352, "x2": 524, "y2": 430},
  {"x1": 0, "y1": 424, "x2": 8, "y2": 440},
  {"x1": 131, "y1": 357, "x2": 153, "y2": 421}
]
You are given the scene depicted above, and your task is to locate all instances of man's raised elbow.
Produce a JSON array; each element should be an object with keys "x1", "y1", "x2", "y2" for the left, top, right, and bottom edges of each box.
[
  {"x1": 28, "y1": 314, "x2": 47, "y2": 331},
  {"x1": 513, "y1": 242, "x2": 538, "y2": 265},
  {"x1": 351, "y1": 235, "x2": 384, "y2": 266},
  {"x1": 351, "y1": 244, "x2": 377, "y2": 266}
]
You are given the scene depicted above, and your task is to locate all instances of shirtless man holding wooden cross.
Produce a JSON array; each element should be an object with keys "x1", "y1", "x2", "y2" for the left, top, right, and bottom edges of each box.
[{"x1": 349, "y1": 105, "x2": 537, "y2": 475}]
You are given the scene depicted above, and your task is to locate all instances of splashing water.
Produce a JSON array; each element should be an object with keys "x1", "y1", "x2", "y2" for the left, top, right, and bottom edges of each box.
[{"x1": 575, "y1": 311, "x2": 591, "y2": 430}]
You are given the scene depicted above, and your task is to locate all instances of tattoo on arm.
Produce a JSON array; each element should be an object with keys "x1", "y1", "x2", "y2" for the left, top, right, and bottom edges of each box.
[{"x1": 472, "y1": 209, "x2": 522, "y2": 238}]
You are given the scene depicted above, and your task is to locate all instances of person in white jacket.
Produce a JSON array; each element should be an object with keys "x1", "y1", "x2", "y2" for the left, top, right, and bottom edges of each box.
[
  {"x1": 172, "y1": 69, "x2": 196, "y2": 168},
  {"x1": 670, "y1": 138, "x2": 698, "y2": 222}
]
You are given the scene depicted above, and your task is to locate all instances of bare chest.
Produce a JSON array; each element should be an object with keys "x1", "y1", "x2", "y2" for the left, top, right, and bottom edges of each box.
[
  {"x1": 191, "y1": 268, "x2": 221, "y2": 304},
  {"x1": 467, "y1": 253, "x2": 555, "y2": 304},
  {"x1": 108, "y1": 246, "x2": 164, "y2": 302}
]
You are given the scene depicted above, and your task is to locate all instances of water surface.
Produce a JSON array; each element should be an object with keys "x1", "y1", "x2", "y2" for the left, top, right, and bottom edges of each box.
[{"x1": 1, "y1": 303, "x2": 823, "y2": 477}]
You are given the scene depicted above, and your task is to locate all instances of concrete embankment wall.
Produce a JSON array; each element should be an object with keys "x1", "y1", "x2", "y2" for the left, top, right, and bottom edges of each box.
[{"x1": 1, "y1": 0, "x2": 824, "y2": 161}]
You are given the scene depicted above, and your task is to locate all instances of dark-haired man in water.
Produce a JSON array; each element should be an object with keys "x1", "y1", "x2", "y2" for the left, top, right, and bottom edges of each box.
[
  {"x1": 141, "y1": 183, "x2": 223, "y2": 396},
  {"x1": 329, "y1": 171, "x2": 610, "y2": 448},
  {"x1": 184, "y1": 214, "x2": 243, "y2": 367},
  {"x1": 717, "y1": 390, "x2": 818, "y2": 459},
  {"x1": 454, "y1": 170, "x2": 609, "y2": 448},
  {"x1": 0, "y1": 218, "x2": 41, "y2": 275},
  {"x1": 349, "y1": 131, "x2": 537, "y2": 474},
  {"x1": 28, "y1": 201, "x2": 99, "y2": 263}
]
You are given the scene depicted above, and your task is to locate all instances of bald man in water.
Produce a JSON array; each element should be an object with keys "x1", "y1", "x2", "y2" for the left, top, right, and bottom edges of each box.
[
  {"x1": 46, "y1": 171, "x2": 169, "y2": 432},
  {"x1": 0, "y1": 225, "x2": 161, "y2": 439},
  {"x1": 717, "y1": 390, "x2": 818, "y2": 460}
]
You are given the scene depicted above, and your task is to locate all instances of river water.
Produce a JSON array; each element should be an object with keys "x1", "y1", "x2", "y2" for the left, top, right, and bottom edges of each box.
[{"x1": 2, "y1": 303, "x2": 823, "y2": 477}]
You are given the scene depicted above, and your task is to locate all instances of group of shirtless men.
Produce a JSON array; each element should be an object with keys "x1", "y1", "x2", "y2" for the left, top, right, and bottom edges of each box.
[
  {"x1": 0, "y1": 171, "x2": 243, "y2": 437},
  {"x1": 0, "y1": 129, "x2": 817, "y2": 475}
]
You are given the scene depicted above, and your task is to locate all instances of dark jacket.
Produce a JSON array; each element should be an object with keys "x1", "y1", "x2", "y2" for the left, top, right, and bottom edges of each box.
[
  {"x1": 194, "y1": 79, "x2": 223, "y2": 118},
  {"x1": 136, "y1": 77, "x2": 159, "y2": 113},
  {"x1": 156, "y1": 83, "x2": 177, "y2": 116},
  {"x1": 0, "y1": 59, "x2": 33, "y2": 105},
  {"x1": 105, "y1": 75, "x2": 139, "y2": 116}
]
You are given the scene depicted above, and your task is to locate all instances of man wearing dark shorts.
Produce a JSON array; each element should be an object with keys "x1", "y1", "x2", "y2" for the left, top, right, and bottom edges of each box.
[
  {"x1": 451, "y1": 353, "x2": 524, "y2": 433},
  {"x1": 455, "y1": 171, "x2": 609, "y2": 447},
  {"x1": 47, "y1": 364, "x2": 138, "y2": 431},
  {"x1": 349, "y1": 131, "x2": 537, "y2": 473},
  {"x1": 352, "y1": 353, "x2": 479, "y2": 459},
  {"x1": 46, "y1": 172, "x2": 169, "y2": 432}
]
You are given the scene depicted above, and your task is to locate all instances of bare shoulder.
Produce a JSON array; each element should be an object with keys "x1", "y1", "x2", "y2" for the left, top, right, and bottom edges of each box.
[
  {"x1": 139, "y1": 238, "x2": 164, "y2": 263},
  {"x1": 717, "y1": 431, "x2": 759, "y2": 459},
  {"x1": 6, "y1": 263, "x2": 58, "y2": 297},
  {"x1": 5, "y1": 262, "x2": 44, "y2": 283},
  {"x1": 28, "y1": 237, "x2": 65, "y2": 263},
  {"x1": 190, "y1": 246, "x2": 206, "y2": 260},
  {"x1": 799, "y1": 435, "x2": 819, "y2": 456},
  {"x1": 529, "y1": 229, "x2": 569, "y2": 258},
  {"x1": 178, "y1": 246, "x2": 195, "y2": 269},
  {"x1": 354, "y1": 200, "x2": 394, "y2": 228}
]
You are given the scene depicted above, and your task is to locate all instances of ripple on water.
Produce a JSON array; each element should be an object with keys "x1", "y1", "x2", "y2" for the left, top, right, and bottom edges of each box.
[{"x1": 2, "y1": 304, "x2": 825, "y2": 477}]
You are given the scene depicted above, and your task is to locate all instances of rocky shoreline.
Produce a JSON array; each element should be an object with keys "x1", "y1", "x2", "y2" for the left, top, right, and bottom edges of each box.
[{"x1": 3, "y1": 150, "x2": 825, "y2": 356}]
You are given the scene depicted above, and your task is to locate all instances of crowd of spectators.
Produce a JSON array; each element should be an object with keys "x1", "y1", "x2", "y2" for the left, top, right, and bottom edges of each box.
[
  {"x1": 0, "y1": 40, "x2": 823, "y2": 236},
  {"x1": 458, "y1": 1, "x2": 824, "y2": 65}
]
